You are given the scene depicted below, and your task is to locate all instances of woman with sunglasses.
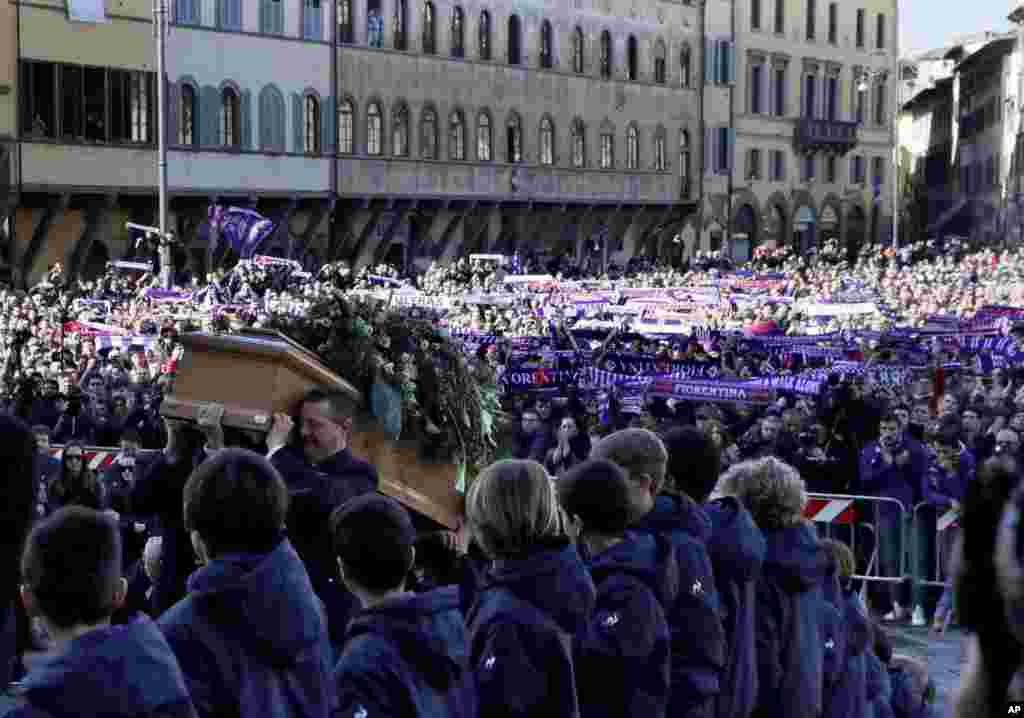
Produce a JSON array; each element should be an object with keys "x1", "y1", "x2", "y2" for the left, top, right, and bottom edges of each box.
[{"x1": 44, "y1": 441, "x2": 105, "y2": 515}]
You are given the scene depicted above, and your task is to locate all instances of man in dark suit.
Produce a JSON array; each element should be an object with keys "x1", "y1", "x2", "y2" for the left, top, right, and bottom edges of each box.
[{"x1": 266, "y1": 387, "x2": 379, "y2": 650}]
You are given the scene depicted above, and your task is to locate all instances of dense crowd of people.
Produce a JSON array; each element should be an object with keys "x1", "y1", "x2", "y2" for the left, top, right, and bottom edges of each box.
[{"x1": 2, "y1": 235, "x2": 1024, "y2": 716}]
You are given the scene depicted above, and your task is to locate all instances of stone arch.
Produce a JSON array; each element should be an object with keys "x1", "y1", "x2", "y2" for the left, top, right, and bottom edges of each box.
[
  {"x1": 845, "y1": 199, "x2": 869, "y2": 260},
  {"x1": 761, "y1": 190, "x2": 789, "y2": 247},
  {"x1": 819, "y1": 192, "x2": 843, "y2": 246},
  {"x1": 732, "y1": 198, "x2": 760, "y2": 262},
  {"x1": 788, "y1": 189, "x2": 817, "y2": 253}
]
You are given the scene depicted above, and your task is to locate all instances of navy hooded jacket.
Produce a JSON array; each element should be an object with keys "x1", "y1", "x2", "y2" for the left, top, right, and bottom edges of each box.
[
  {"x1": 865, "y1": 653, "x2": 895, "y2": 718},
  {"x1": 826, "y1": 587, "x2": 871, "y2": 718},
  {"x1": 753, "y1": 521, "x2": 828, "y2": 718},
  {"x1": 704, "y1": 496, "x2": 765, "y2": 718},
  {"x1": 634, "y1": 493, "x2": 727, "y2": 718},
  {"x1": 465, "y1": 539, "x2": 596, "y2": 718},
  {"x1": 819, "y1": 564, "x2": 848, "y2": 718},
  {"x1": 333, "y1": 586, "x2": 476, "y2": 718},
  {"x1": 9, "y1": 616, "x2": 196, "y2": 718},
  {"x1": 575, "y1": 531, "x2": 679, "y2": 718},
  {"x1": 158, "y1": 538, "x2": 335, "y2": 718}
]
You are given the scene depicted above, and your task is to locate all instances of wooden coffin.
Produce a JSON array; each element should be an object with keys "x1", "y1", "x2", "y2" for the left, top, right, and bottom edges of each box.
[{"x1": 161, "y1": 330, "x2": 463, "y2": 528}]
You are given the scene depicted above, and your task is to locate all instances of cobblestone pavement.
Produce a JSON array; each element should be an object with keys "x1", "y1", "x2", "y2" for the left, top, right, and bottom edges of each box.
[{"x1": 885, "y1": 622, "x2": 966, "y2": 716}]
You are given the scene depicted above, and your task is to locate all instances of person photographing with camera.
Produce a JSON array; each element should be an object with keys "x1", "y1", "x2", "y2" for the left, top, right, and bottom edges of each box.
[{"x1": 856, "y1": 411, "x2": 929, "y2": 622}]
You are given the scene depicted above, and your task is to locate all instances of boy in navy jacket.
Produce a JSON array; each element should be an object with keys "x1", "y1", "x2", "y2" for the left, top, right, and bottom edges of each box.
[
  {"x1": 331, "y1": 494, "x2": 477, "y2": 718},
  {"x1": 464, "y1": 459, "x2": 596, "y2": 718},
  {"x1": 664, "y1": 426, "x2": 766, "y2": 718},
  {"x1": 558, "y1": 459, "x2": 679, "y2": 718},
  {"x1": 11, "y1": 506, "x2": 196, "y2": 718},
  {"x1": 593, "y1": 429, "x2": 726, "y2": 718},
  {"x1": 158, "y1": 449, "x2": 335, "y2": 718}
]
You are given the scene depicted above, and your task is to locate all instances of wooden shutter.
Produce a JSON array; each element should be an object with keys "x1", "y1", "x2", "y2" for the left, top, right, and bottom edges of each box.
[
  {"x1": 166, "y1": 81, "x2": 180, "y2": 146},
  {"x1": 240, "y1": 89, "x2": 252, "y2": 149},
  {"x1": 321, "y1": 96, "x2": 335, "y2": 153},
  {"x1": 201, "y1": 85, "x2": 220, "y2": 146},
  {"x1": 292, "y1": 92, "x2": 304, "y2": 153}
]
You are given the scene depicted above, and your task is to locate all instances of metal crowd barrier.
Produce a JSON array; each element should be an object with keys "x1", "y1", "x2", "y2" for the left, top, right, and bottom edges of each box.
[
  {"x1": 805, "y1": 493, "x2": 909, "y2": 591},
  {"x1": 911, "y1": 501, "x2": 960, "y2": 591},
  {"x1": 46, "y1": 445, "x2": 160, "y2": 472}
]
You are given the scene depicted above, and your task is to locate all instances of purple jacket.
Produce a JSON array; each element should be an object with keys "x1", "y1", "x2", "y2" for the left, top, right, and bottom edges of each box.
[
  {"x1": 857, "y1": 437, "x2": 930, "y2": 516},
  {"x1": 923, "y1": 447, "x2": 975, "y2": 507},
  {"x1": 752, "y1": 522, "x2": 828, "y2": 718},
  {"x1": 466, "y1": 540, "x2": 596, "y2": 718},
  {"x1": 826, "y1": 587, "x2": 871, "y2": 718},
  {"x1": 635, "y1": 494, "x2": 728, "y2": 718},
  {"x1": 704, "y1": 497, "x2": 766, "y2": 718}
]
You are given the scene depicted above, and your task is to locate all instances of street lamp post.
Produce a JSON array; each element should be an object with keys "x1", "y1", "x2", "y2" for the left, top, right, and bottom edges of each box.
[
  {"x1": 153, "y1": 0, "x2": 173, "y2": 288},
  {"x1": 857, "y1": 54, "x2": 912, "y2": 250}
]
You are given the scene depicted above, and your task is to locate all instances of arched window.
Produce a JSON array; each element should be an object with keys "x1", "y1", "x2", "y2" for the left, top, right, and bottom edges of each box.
[
  {"x1": 571, "y1": 118, "x2": 585, "y2": 167},
  {"x1": 220, "y1": 87, "x2": 240, "y2": 147},
  {"x1": 572, "y1": 26, "x2": 584, "y2": 73},
  {"x1": 422, "y1": 1, "x2": 436, "y2": 54},
  {"x1": 260, "y1": 0, "x2": 284, "y2": 33},
  {"x1": 506, "y1": 112, "x2": 522, "y2": 163},
  {"x1": 258, "y1": 84, "x2": 285, "y2": 152},
  {"x1": 367, "y1": 0, "x2": 383, "y2": 47},
  {"x1": 680, "y1": 45, "x2": 692, "y2": 87},
  {"x1": 627, "y1": 35, "x2": 638, "y2": 81},
  {"x1": 393, "y1": 0, "x2": 407, "y2": 49},
  {"x1": 599, "y1": 30, "x2": 612, "y2": 79},
  {"x1": 303, "y1": 94, "x2": 320, "y2": 153},
  {"x1": 539, "y1": 116, "x2": 554, "y2": 165},
  {"x1": 337, "y1": 0, "x2": 353, "y2": 41},
  {"x1": 626, "y1": 124, "x2": 638, "y2": 169},
  {"x1": 366, "y1": 102, "x2": 382, "y2": 155},
  {"x1": 451, "y1": 6, "x2": 465, "y2": 57},
  {"x1": 421, "y1": 107, "x2": 437, "y2": 159},
  {"x1": 179, "y1": 84, "x2": 196, "y2": 146},
  {"x1": 449, "y1": 110, "x2": 465, "y2": 160},
  {"x1": 337, "y1": 99, "x2": 354, "y2": 154},
  {"x1": 392, "y1": 103, "x2": 409, "y2": 156},
  {"x1": 600, "y1": 124, "x2": 614, "y2": 168},
  {"x1": 508, "y1": 14, "x2": 521, "y2": 65},
  {"x1": 477, "y1": 112, "x2": 492, "y2": 161},
  {"x1": 654, "y1": 39, "x2": 666, "y2": 84},
  {"x1": 680, "y1": 130, "x2": 691, "y2": 197},
  {"x1": 540, "y1": 20, "x2": 553, "y2": 68},
  {"x1": 302, "y1": 0, "x2": 322, "y2": 40},
  {"x1": 479, "y1": 10, "x2": 491, "y2": 60},
  {"x1": 654, "y1": 127, "x2": 666, "y2": 170}
]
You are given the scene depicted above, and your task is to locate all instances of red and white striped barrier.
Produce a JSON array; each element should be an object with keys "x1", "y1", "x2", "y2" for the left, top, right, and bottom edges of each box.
[
  {"x1": 47, "y1": 446, "x2": 158, "y2": 472},
  {"x1": 937, "y1": 508, "x2": 960, "y2": 532},
  {"x1": 803, "y1": 497, "x2": 856, "y2": 524}
]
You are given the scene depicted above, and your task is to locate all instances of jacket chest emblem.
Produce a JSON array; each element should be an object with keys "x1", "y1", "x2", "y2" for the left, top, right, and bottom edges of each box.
[
  {"x1": 353, "y1": 706, "x2": 368, "y2": 718},
  {"x1": 602, "y1": 612, "x2": 620, "y2": 628},
  {"x1": 691, "y1": 580, "x2": 703, "y2": 596},
  {"x1": 483, "y1": 656, "x2": 496, "y2": 670},
  {"x1": 825, "y1": 638, "x2": 835, "y2": 651}
]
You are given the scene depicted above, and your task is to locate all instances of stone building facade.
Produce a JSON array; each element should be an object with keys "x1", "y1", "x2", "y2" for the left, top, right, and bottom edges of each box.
[
  {"x1": 713, "y1": 0, "x2": 899, "y2": 260},
  {"x1": 2, "y1": 0, "x2": 902, "y2": 284}
]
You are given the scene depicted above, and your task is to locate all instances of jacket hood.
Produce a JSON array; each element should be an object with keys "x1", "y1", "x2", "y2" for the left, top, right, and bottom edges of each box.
[
  {"x1": 586, "y1": 531, "x2": 680, "y2": 609},
  {"x1": 185, "y1": 538, "x2": 323, "y2": 664},
  {"x1": 21, "y1": 616, "x2": 191, "y2": 716},
  {"x1": 762, "y1": 522, "x2": 827, "y2": 594},
  {"x1": 636, "y1": 493, "x2": 712, "y2": 542},
  {"x1": 842, "y1": 587, "x2": 872, "y2": 657},
  {"x1": 346, "y1": 586, "x2": 467, "y2": 692},
  {"x1": 486, "y1": 540, "x2": 595, "y2": 636},
  {"x1": 704, "y1": 496, "x2": 766, "y2": 583}
]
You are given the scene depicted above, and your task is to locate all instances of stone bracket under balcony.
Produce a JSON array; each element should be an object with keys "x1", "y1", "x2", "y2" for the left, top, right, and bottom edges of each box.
[{"x1": 793, "y1": 118, "x2": 859, "y2": 156}]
